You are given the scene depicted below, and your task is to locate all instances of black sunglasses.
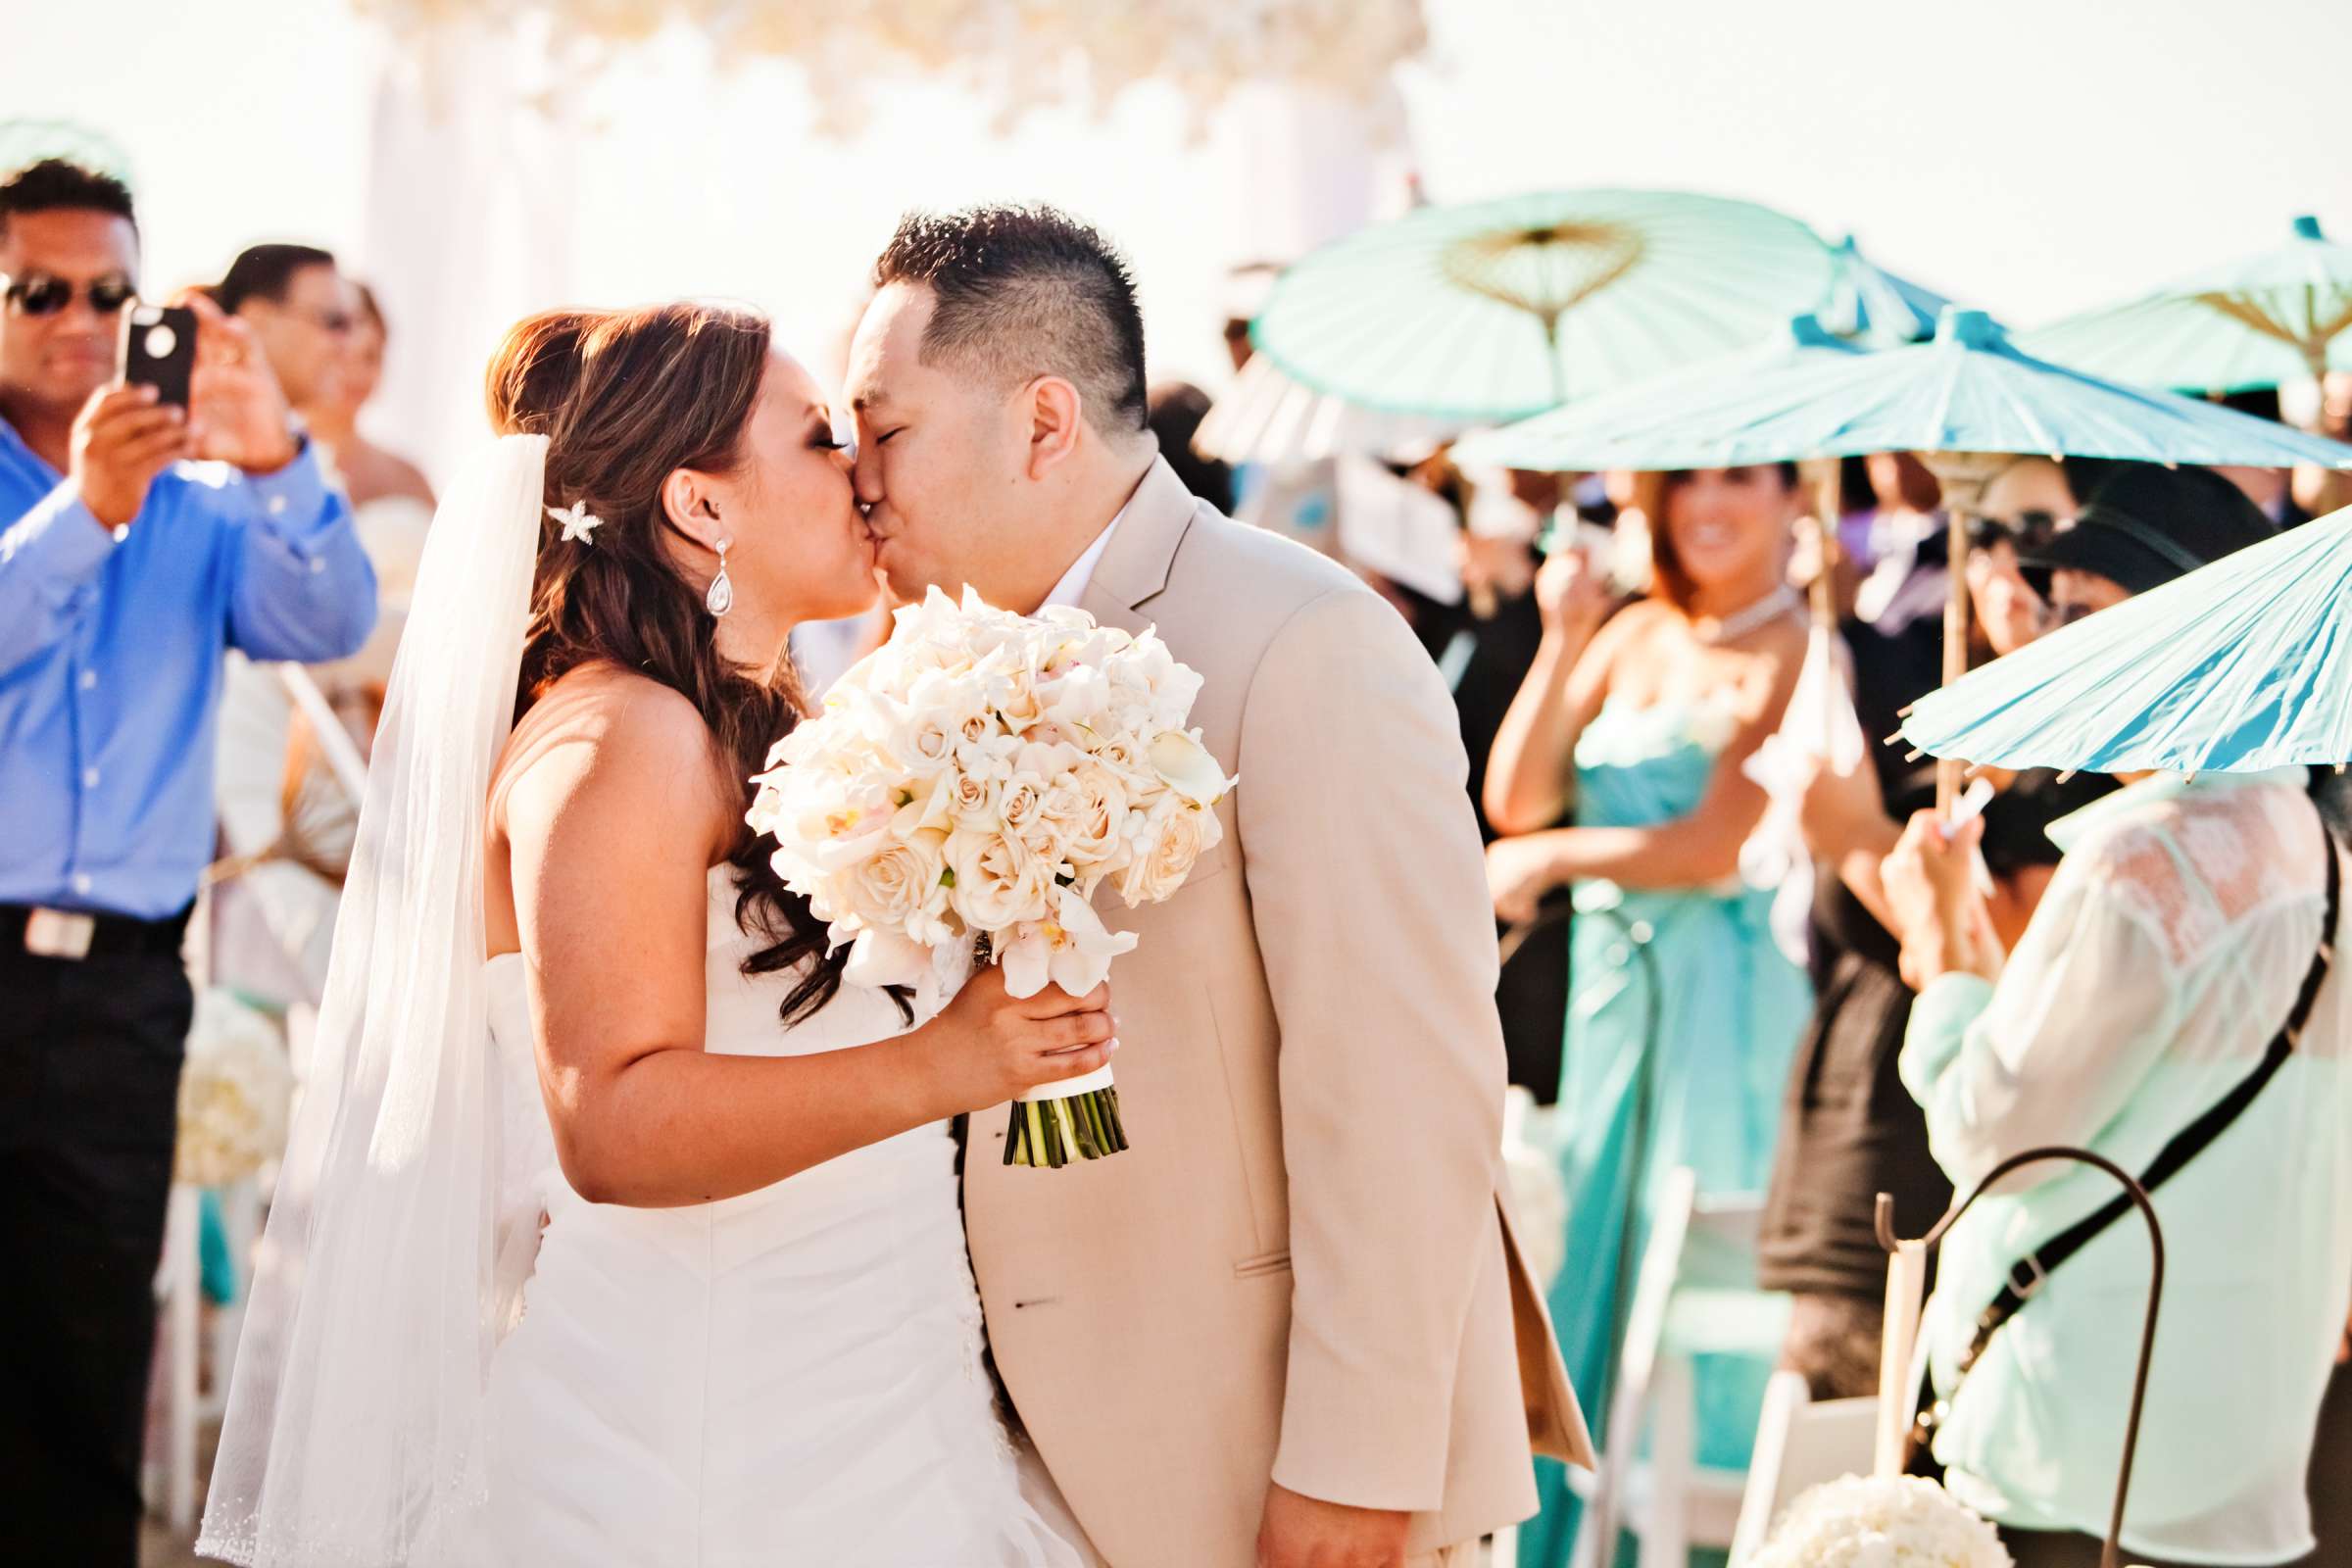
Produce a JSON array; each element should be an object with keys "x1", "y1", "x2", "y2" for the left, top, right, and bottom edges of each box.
[
  {"x1": 1, "y1": 273, "x2": 138, "y2": 318},
  {"x1": 1965, "y1": 508, "x2": 2063, "y2": 553}
]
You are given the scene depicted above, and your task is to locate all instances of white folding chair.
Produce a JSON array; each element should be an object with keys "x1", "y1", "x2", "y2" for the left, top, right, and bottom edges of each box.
[
  {"x1": 1727, "y1": 1370, "x2": 1878, "y2": 1564},
  {"x1": 1570, "y1": 1169, "x2": 1792, "y2": 1568}
]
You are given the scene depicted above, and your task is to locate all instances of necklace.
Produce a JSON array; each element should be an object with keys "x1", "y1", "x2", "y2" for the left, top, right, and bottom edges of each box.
[{"x1": 1691, "y1": 584, "x2": 1801, "y2": 644}]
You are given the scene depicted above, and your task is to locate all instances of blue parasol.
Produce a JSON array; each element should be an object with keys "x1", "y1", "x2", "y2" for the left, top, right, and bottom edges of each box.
[
  {"x1": 1899, "y1": 505, "x2": 2352, "y2": 775},
  {"x1": 2017, "y1": 216, "x2": 2352, "y2": 396},
  {"x1": 1452, "y1": 308, "x2": 2352, "y2": 475},
  {"x1": 1816, "y1": 235, "x2": 1974, "y2": 347},
  {"x1": 1249, "y1": 188, "x2": 1835, "y2": 422}
]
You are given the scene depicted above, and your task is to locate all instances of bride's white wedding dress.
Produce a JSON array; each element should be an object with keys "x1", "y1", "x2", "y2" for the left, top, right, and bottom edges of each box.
[
  {"x1": 466, "y1": 865, "x2": 1085, "y2": 1567},
  {"x1": 199, "y1": 441, "x2": 1084, "y2": 1567}
]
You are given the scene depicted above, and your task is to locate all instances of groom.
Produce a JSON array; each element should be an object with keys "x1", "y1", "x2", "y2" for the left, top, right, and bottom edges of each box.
[{"x1": 846, "y1": 205, "x2": 1590, "y2": 1568}]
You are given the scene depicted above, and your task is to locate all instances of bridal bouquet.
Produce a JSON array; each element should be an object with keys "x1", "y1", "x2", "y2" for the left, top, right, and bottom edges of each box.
[
  {"x1": 750, "y1": 587, "x2": 1235, "y2": 1167},
  {"x1": 1750, "y1": 1475, "x2": 2012, "y2": 1568}
]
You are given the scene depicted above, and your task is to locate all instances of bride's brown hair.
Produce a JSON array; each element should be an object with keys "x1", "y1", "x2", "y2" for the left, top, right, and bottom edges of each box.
[{"x1": 485, "y1": 302, "x2": 851, "y2": 1024}]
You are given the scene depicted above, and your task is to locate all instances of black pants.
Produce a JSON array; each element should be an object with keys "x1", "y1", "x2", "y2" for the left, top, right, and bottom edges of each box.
[{"x1": 0, "y1": 943, "x2": 191, "y2": 1566}]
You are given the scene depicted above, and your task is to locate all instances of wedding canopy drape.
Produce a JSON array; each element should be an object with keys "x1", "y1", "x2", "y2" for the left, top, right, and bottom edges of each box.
[{"x1": 352, "y1": 13, "x2": 1418, "y2": 484}]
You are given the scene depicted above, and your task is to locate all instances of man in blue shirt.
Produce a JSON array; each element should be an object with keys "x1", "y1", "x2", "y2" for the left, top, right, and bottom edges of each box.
[{"x1": 0, "y1": 159, "x2": 375, "y2": 1565}]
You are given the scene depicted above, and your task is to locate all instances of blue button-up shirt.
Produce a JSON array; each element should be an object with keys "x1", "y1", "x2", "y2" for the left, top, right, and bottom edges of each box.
[{"x1": 0, "y1": 416, "x2": 376, "y2": 919}]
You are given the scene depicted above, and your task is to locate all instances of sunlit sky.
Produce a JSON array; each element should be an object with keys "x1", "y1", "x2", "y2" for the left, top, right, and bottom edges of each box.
[{"x1": 6, "y1": 0, "x2": 2348, "y2": 471}]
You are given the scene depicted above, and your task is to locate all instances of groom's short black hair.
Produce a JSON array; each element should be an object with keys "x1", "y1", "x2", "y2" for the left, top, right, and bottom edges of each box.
[{"x1": 873, "y1": 205, "x2": 1150, "y2": 441}]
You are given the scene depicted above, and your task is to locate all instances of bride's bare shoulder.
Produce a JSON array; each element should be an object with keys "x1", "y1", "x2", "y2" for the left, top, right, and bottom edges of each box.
[{"x1": 492, "y1": 663, "x2": 734, "y2": 847}]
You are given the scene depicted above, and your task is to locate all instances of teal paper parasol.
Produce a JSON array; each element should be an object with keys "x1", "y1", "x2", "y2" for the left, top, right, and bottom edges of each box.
[
  {"x1": 1816, "y1": 234, "x2": 1972, "y2": 347},
  {"x1": 1451, "y1": 313, "x2": 1868, "y2": 473},
  {"x1": 1453, "y1": 308, "x2": 2352, "y2": 476},
  {"x1": 1249, "y1": 188, "x2": 1834, "y2": 422},
  {"x1": 2018, "y1": 216, "x2": 2352, "y2": 396},
  {"x1": 1899, "y1": 506, "x2": 2352, "y2": 775}
]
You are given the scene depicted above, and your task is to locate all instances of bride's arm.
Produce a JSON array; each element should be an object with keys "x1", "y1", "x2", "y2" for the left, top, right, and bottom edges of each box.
[{"x1": 499, "y1": 676, "x2": 1111, "y2": 1208}]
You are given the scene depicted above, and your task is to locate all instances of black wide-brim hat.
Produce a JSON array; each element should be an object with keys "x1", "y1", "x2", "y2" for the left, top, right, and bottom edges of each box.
[{"x1": 2025, "y1": 462, "x2": 2278, "y2": 596}]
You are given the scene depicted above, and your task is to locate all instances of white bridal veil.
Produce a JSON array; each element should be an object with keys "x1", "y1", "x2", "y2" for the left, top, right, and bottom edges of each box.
[{"x1": 199, "y1": 435, "x2": 551, "y2": 1566}]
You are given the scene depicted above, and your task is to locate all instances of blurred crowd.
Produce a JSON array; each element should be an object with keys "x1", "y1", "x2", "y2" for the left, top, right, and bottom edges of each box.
[
  {"x1": 2, "y1": 148, "x2": 2349, "y2": 1568},
  {"x1": 1185, "y1": 316, "x2": 2352, "y2": 1565}
]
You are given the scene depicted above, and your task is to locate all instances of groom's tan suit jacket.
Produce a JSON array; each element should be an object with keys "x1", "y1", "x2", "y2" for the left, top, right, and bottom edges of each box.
[{"x1": 964, "y1": 459, "x2": 1592, "y2": 1567}]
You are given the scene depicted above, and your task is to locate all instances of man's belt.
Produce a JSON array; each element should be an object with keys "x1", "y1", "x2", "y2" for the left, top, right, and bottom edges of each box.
[{"x1": 4, "y1": 902, "x2": 193, "y2": 961}]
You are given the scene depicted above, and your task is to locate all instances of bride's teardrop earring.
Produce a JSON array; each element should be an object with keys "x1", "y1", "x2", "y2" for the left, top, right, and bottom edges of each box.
[{"x1": 706, "y1": 536, "x2": 735, "y2": 618}]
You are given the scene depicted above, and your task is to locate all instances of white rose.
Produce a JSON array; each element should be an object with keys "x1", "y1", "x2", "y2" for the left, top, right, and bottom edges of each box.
[
  {"x1": 1092, "y1": 732, "x2": 1147, "y2": 776},
  {"x1": 840, "y1": 828, "x2": 955, "y2": 945},
  {"x1": 943, "y1": 769, "x2": 999, "y2": 825},
  {"x1": 992, "y1": 667, "x2": 1045, "y2": 731},
  {"x1": 1112, "y1": 799, "x2": 1217, "y2": 907},
  {"x1": 1014, "y1": 811, "x2": 1078, "y2": 880},
  {"x1": 946, "y1": 828, "x2": 1056, "y2": 932},
  {"x1": 1048, "y1": 762, "x2": 1126, "y2": 869},
  {"x1": 999, "y1": 776, "x2": 1047, "y2": 836}
]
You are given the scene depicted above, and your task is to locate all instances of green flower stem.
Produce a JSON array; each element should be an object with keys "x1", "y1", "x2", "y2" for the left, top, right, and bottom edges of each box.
[{"x1": 1001, "y1": 1087, "x2": 1130, "y2": 1169}]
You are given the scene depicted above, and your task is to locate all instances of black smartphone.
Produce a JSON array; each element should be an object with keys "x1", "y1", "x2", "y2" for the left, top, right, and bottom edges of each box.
[{"x1": 121, "y1": 303, "x2": 197, "y2": 409}]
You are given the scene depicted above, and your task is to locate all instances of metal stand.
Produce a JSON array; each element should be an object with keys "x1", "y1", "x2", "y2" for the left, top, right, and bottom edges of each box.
[{"x1": 1877, "y1": 1146, "x2": 2167, "y2": 1568}]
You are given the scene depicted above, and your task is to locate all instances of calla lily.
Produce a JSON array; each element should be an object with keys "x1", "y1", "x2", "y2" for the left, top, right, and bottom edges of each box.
[
  {"x1": 1148, "y1": 729, "x2": 1237, "y2": 807},
  {"x1": 842, "y1": 925, "x2": 933, "y2": 992},
  {"x1": 890, "y1": 771, "x2": 955, "y2": 837}
]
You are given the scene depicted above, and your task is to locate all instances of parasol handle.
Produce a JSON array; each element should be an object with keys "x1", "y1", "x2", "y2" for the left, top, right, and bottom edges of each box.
[
  {"x1": 1542, "y1": 312, "x2": 1567, "y2": 410},
  {"x1": 1916, "y1": 451, "x2": 2013, "y2": 816},
  {"x1": 1877, "y1": 1146, "x2": 2166, "y2": 1568},
  {"x1": 1800, "y1": 457, "x2": 1843, "y2": 630},
  {"x1": 1937, "y1": 501, "x2": 1971, "y2": 814}
]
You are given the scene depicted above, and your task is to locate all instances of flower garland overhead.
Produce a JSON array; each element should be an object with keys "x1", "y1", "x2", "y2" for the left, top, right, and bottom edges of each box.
[{"x1": 356, "y1": 0, "x2": 1427, "y2": 134}]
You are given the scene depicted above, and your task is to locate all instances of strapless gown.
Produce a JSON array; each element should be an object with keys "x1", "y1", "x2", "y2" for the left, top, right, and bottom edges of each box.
[
  {"x1": 466, "y1": 866, "x2": 1086, "y2": 1566},
  {"x1": 1521, "y1": 698, "x2": 1812, "y2": 1568}
]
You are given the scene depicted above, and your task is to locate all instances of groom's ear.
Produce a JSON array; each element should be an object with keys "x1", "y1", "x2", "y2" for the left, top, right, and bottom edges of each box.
[
  {"x1": 1024, "y1": 375, "x2": 1084, "y2": 481},
  {"x1": 661, "y1": 467, "x2": 725, "y2": 551}
]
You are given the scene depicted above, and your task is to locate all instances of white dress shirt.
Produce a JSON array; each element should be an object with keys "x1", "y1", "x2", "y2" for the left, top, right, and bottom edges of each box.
[{"x1": 1041, "y1": 495, "x2": 1135, "y2": 611}]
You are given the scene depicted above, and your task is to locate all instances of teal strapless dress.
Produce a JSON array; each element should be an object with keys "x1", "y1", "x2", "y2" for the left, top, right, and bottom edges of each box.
[{"x1": 1521, "y1": 699, "x2": 1811, "y2": 1568}]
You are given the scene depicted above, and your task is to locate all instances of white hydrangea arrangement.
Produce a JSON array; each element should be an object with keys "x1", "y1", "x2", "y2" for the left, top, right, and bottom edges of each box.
[
  {"x1": 1749, "y1": 1474, "x2": 2013, "y2": 1568},
  {"x1": 174, "y1": 988, "x2": 295, "y2": 1189}
]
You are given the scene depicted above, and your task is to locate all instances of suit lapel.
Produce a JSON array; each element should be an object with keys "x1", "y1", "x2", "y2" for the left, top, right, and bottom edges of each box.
[{"x1": 1081, "y1": 457, "x2": 1197, "y2": 629}]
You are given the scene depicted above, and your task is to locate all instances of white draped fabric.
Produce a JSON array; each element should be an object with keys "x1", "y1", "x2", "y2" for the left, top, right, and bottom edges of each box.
[{"x1": 349, "y1": 29, "x2": 1409, "y2": 483}]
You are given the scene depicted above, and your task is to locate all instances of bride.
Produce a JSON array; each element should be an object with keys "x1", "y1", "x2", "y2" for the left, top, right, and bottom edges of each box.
[{"x1": 199, "y1": 303, "x2": 1102, "y2": 1567}]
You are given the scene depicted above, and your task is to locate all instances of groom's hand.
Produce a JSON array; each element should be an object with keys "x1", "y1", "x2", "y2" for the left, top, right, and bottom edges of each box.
[{"x1": 1256, "y1": 1483, "x2": 1410, "y2": 1568}]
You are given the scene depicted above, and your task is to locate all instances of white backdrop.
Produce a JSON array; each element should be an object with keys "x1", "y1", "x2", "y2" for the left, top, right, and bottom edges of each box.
[{"x1": 358, "y1": 23, "x2": 1408, "y2": 479}]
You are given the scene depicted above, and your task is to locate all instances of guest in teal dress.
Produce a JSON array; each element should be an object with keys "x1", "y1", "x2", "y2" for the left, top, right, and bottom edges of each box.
[{"x1": 1486, "y1": 466, "x2": 1817, "y2": 1567}]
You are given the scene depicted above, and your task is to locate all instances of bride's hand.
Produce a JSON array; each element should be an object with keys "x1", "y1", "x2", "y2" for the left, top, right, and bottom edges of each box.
[{"x1": 918, "y1": 964, "x2": 1117, "y2": 1109}]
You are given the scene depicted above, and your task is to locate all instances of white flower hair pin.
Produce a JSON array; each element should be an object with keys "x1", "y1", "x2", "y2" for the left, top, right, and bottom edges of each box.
[{"x1": 547, "y1": 500, "x2": 604, "y2": 545}]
